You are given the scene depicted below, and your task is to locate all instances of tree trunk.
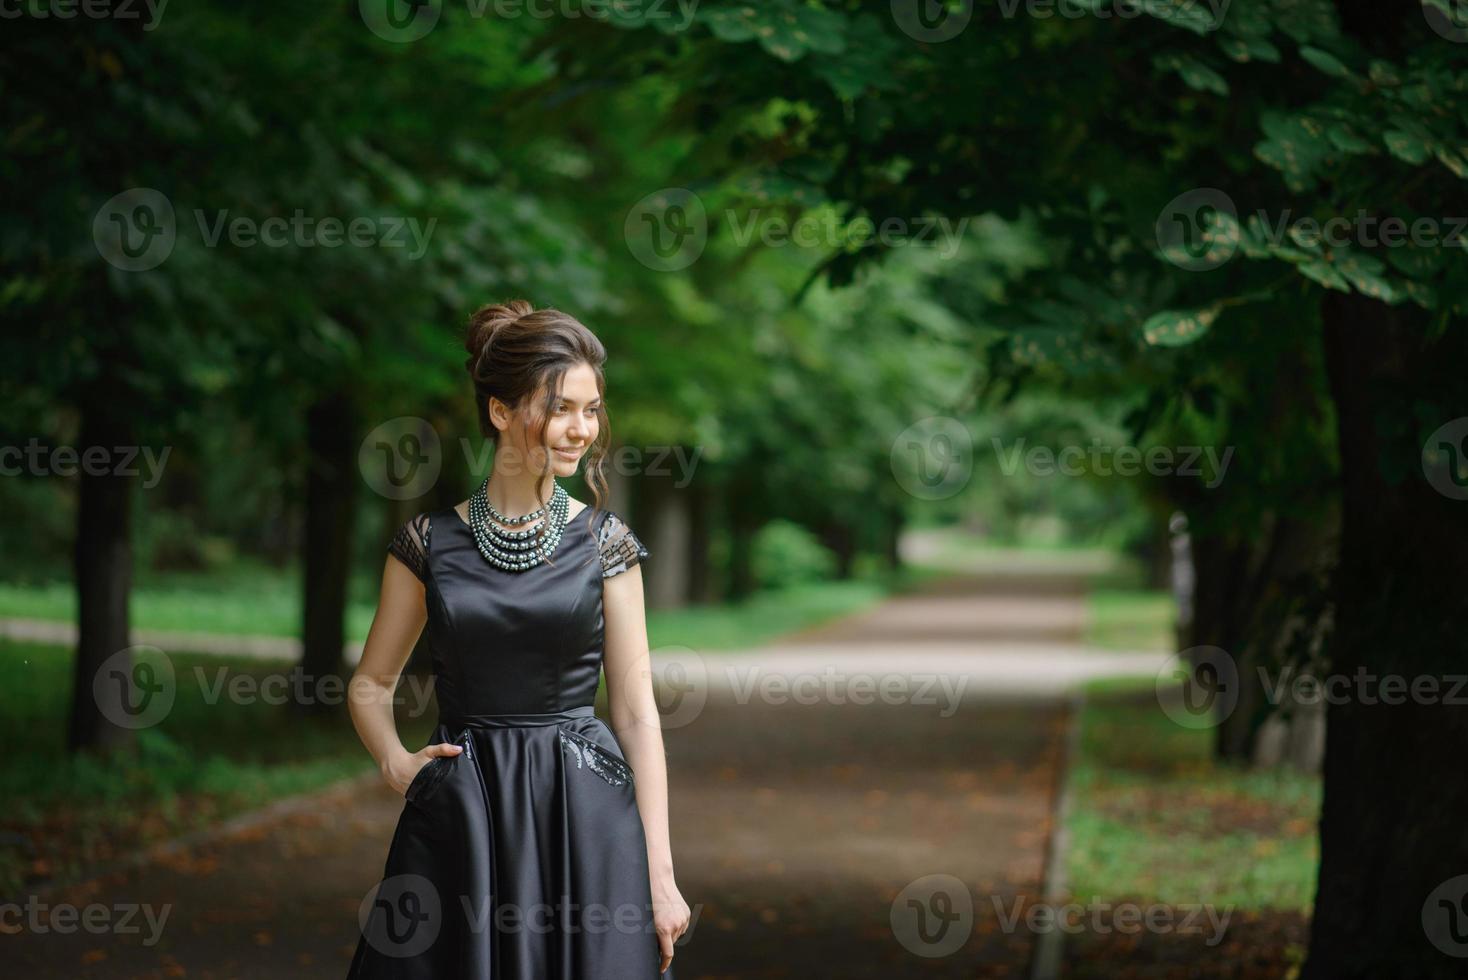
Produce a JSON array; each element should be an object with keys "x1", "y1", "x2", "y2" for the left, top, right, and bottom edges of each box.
[
  {"x1": 882, "y1": 501, "x2": 904, "y2": 571},
  {"x1": 725, "y1": 477, "x2": 761, "y2": 601},
  {"x1": 299, "y1": 393, "x2": 358, "y2": 710},
  {"x1": 686, "y1": 480, "x2": 714, "y2": 604},
  {"x1": 1182, "y1": 528, "x2": 1255, "y2": 754},
  {"x1": 1301, "y1": 291, "x2": 1468, "y2": 978},
  {"x1": 67, "y1": 404, "x2": 137, "y2": 754},
  {"x1": 819, "y1": 519, "x2": 856, "y2": 579},
  {"x1": 1143, "y1": 512, "x2": 1173, "y2": 591},
  {"x1": 638, "y1": 469, "x2": 689, "y2": 612}
]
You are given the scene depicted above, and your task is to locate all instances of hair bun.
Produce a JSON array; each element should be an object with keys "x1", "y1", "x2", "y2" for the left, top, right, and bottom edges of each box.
[{"x1": 465, "y1": 299, "x2": 535, "y2": 368}]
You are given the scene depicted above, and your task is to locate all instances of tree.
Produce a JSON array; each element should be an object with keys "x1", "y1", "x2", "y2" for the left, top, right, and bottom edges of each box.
[{"x1": 550, "y1": 1, "x2": 1467, "y2": 972}]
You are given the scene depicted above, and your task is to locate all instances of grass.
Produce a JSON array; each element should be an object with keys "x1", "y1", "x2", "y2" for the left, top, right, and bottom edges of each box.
[
  {"x1": 1063, "y1": 676, "x2": 1322, "y2": 913},
  {"x1": 1084, "y1": 590, "x2": 1177, "y2": 651},
  {"x1": 0, "y1": 561, "x2": 947, "y2": 653},
  {"x1": 0, "y1": 639, "x2": 439, "y2": 896},
  {"x1": 0, "y1": 569, "x2": 364, "y2": 641}
]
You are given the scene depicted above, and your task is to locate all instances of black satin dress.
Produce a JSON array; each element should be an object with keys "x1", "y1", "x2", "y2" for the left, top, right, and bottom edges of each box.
[{"x1": 346, "y1": 503, "x2": 672, "y2": 980}]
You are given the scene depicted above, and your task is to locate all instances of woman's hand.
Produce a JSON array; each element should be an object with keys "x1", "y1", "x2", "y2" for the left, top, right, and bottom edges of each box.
[
  {"x1": 381, "y1": 742, "x2": 464, "y2": 798},
  {"x1": 651, "y1": 877, "x2": 690, "y2": 974}
]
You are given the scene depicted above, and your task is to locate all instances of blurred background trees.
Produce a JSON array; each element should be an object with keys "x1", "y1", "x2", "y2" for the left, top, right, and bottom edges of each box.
[{"x1": 3, "y1": 2, "x2": 1465, "y2": 975}]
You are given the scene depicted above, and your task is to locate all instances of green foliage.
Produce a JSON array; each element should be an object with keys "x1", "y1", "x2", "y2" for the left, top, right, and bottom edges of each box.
[
  {"x1": 751, "y1": 519, "x2": 838, "y2": 590},
  {"x1": 1141, "y1": 305, "x2": 1222, "y2": 347}
]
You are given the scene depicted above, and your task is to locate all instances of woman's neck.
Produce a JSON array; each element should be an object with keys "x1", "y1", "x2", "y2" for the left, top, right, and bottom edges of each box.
[{"x1": 483, "y1": 472, "x2": 557, "y2": 517}]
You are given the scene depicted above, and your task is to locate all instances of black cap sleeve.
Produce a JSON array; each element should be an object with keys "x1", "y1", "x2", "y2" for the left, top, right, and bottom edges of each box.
[
  {"x1": 598, "y1": 511, "x2": 649, "y2": 579},
  {"x1": 387, "y1": 512, "x2": 431, "y2": 583}
]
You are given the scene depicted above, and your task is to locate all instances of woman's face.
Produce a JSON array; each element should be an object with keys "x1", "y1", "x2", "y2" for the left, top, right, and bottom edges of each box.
[{"x1": 493, "y1": 361, "x2": 601, "y2": 477}]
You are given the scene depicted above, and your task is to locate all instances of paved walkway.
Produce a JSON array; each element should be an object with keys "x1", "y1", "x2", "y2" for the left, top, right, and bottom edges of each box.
[{"x1": 9, "y1": 550, "x2": 1165, "y2": 979}]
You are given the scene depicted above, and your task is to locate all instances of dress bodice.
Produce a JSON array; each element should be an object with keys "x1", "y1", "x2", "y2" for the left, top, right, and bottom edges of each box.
[{"x1": 386, "y1": 503, "x2": 649, "y2": 721}]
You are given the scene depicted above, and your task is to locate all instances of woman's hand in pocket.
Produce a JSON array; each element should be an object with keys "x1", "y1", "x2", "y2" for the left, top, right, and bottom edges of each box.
[{"x1": 382, "y1": 742, "x2": 464, "y2": 798}]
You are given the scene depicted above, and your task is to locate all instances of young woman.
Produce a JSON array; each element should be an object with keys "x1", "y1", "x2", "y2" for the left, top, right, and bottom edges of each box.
[{"x1": 346, "y1": 300, "x2": 689, "y2": 978}]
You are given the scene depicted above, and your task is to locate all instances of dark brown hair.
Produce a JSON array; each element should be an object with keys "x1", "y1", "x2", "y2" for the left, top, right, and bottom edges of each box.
[{"x1": 464, "y1": 299, "x2": 613, "y2": 557}]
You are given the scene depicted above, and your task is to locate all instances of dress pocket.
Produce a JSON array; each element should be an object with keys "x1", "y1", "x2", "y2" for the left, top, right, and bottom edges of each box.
[
  {"x1": 558, "y1": 728, "x2": 635, "y2": 788},
  {"x1": 406, "y1": 729, "x2": 472, "y2": 805}
]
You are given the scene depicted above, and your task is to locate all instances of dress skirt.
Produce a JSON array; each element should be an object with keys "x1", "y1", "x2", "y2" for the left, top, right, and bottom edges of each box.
[{"x1": 347, "y1": 706, "x2": 672, "y2": 979}]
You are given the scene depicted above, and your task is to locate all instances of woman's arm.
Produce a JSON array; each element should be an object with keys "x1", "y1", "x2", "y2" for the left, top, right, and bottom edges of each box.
[
  {"x1": 349, "y1": 554, "x2": 461, "y2": 796},
  {"x1": 602, "y1": 563, "x2": 690, "y2": 973}
]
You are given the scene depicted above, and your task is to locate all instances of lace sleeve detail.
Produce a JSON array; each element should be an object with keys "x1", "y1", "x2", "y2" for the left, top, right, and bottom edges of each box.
[
  {"x1": 387, "y1": 512, "x2": 431, "y2": 583},
  {"x1": 598, "y1": 511, "x2": 649, "y2": 579}
]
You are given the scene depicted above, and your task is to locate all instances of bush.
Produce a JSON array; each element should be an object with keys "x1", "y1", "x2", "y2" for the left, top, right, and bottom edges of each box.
[{"x1": 751, "y1": 519, "x2": 837, "y2": 591}]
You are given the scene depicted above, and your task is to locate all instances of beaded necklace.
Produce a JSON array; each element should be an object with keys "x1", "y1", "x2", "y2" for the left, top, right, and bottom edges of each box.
[{"x1": 467, "y1": 476, "x2": 569, "y2": 572}]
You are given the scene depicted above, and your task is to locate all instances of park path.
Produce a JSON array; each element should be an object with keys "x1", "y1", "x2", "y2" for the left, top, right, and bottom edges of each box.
[{"x1": 10, "y1": 547, "x2": 1164, "y2": 979}]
